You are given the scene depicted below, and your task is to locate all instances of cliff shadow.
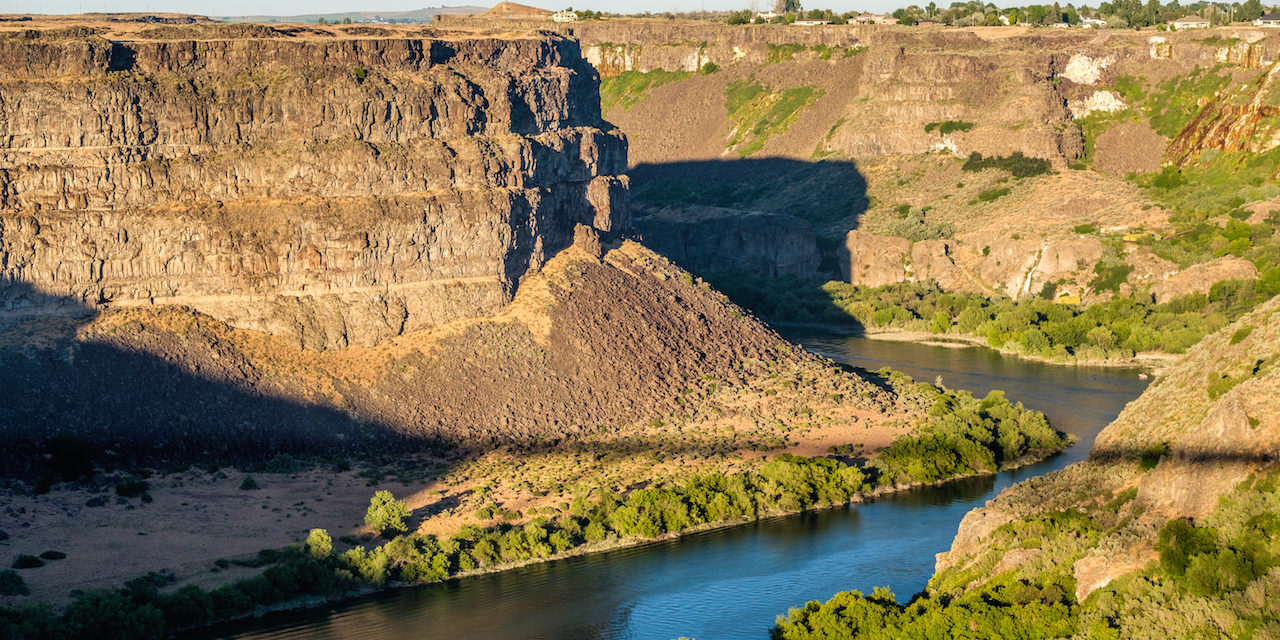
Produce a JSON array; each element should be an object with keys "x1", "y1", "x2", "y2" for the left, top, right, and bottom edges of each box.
[
  {"x1": 628, "y1": 157, "x2": 869, "y2": 329},
  {"x1": 0, "y1": 278, "x2": 798, "y2": 482},
  {"x1": 629, "y1": 157, "x2": 869, "y2": 237},
  {"x1": 0, "y1": 280, "x2": 436, "y2": 479}
]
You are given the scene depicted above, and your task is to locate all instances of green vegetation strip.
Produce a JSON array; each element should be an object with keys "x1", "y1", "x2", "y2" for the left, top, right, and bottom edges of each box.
[
  {"x1": 0, "y1": 384, "x2": 1064, "y2": 639},
  {"x1": 709, "y1": 276, "x2": 1280, "y2": 362},
  {"x1": 924, "y1": 120, "x2": 974, "y2": 136},
  {"x1": 961, "y1": 152, "x2": 1052, "y2": 179},
  {"x1": 725, "y1": 81, "x2": 824, "y2": 157},
  {"x1": 599, "y1": 69, "x2": 691, "y2": 112}
]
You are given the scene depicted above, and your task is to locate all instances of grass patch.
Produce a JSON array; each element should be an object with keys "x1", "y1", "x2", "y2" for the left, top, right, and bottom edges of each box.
[
  {"x1": 1229, "y1": 325, "x2": 1255, "y2": 345},
  {"x1": 961, "y1": 152, "x2": 1052, "y2": 179},
  {"x1": 725, "y1": 81, "x2": 824, "y2": 157},
  {"x1": 600, "y1": 69, "x2": 691, "y2": 112},
  {"x1": 973, "y1": 187, "x2": 1011, "y2": 204}
]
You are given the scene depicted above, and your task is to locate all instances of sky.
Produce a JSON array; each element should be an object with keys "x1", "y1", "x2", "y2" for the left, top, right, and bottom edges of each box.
[{"x1": 14, "y1": 0, "x2": 911, "y2": 19}]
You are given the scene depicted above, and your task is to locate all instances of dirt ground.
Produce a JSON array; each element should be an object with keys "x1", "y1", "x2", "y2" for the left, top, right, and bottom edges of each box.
[{"x1": 0, "y1": 468, "x2": 425, "y2": 607}]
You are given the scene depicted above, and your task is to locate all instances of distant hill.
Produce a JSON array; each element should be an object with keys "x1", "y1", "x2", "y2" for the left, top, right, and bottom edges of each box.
[
  {"x1": 483, "y1": 2, "x2": 551, "y2": 17},
  {"x1": 219, "y1": 5, "x2": 486, "y2": 24}
]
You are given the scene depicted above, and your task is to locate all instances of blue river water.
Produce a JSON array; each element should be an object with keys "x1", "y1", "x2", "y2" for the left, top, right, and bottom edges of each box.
[{"x1": 199, "y1": 333, "x2": 1149, "y2": 640}]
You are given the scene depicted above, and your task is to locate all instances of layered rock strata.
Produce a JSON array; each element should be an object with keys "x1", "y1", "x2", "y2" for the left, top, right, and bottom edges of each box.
[{"x1": 0, "y1": 31, "x2": 629, "y2": 350}]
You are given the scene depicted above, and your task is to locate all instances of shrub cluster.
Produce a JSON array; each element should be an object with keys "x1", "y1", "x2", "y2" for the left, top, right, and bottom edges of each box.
[
  {"x1": 924, "y1": 120, "x2": 975, "y2": 135},
  {"x1": 773, "y1": 573, "x2": 1078, "y2": 640},
  {"x1": 961, "y1": 152, "x2": 1052, "y2": 179},
  {"x1": 708, "y1": 275, "x2": 1275, "y2": 360}
]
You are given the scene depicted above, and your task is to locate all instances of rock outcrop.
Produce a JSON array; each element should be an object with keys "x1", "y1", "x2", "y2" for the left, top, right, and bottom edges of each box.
[
  {"x1": 1168, "y1": 60, "x2": 1280, "y2": 164},
  {"x1": 1149, "y1": 256, "x2": 1259, "y2": 302},
  {"x1": 0, "y1": 29, "x2": 628, "y2": 350},
  {"x1": 838, "y1": 228, "x2": 1108, "y2": 300}
]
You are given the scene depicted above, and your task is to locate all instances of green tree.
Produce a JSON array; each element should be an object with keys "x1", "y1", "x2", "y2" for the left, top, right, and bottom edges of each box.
[
  {"x1": 365, "y1": 490, "x2": 411, "y2": 537},
  {"x1": 306, "y1": 528, "x2": 333, "y2": 559}
]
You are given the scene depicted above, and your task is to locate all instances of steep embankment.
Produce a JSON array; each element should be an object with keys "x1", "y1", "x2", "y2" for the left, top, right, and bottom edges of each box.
[{"x1": 774, "y1": 296, "x2": 1280, "y2": 639}]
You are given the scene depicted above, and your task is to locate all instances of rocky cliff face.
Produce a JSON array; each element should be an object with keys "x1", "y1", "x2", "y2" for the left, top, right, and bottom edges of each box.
[
  {"x1": 0, "y1": 29, "x2": 628, "y2": 350},
  {"x1": 0, "y1": 24, "x2": 899, "y2": 467},
  {"x1": 1168, "y1": 60, "x2": 1280, "y2": 165}
]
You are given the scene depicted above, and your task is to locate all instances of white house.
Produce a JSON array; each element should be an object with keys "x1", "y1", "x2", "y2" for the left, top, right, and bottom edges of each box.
[
  {"x1": 852, "y1": 12, "x2": 894, "y2": 24},
  {"x1": 1256, "y1": 11, "x2": 1280, "y2": 26},
  {"x1": 1170, "y1": 15, "x2": 1210, "y2": 29},
  {"x1": 1081, "y1": 17, "x2": 1107, "y2": 28},
  {"x1": 552, "y1": 10, "x2": 577, "y2": 22},
  {"x1": 756, "y1": 10, "x2": 780, "y2": 20},
  {"x1": 793, "y1": 19, "x2": 829, "y2": 25}
]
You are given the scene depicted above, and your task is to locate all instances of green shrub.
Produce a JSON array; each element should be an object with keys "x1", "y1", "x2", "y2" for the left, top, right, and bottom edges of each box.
[
  {"x1": 1229, "y1": 325, "x2": 1255, "y2": 345},
  {"x1": 239, "y1": 476, "x2": 259, "y2": 491},
  {"x1": 699, "y1": 61, "x2": 720, "y2": 75},
  {"x1": 38, "y1": 550, "x2": 66, "y2": 561},
  {"x1": 306, "y1": 528, "x2": 333, "y2": 559},
  {"x1": 962, "y1": 152, "x2": 1052, "y2": 178},
  {"x1": 924, "y1": 120, "x2": 975, "y2": 135},
  {"x1": 62, "y1": 590, "x2": 165, "y2": 640},
  {"x1": 1138, "y1": 442, "x2": 1170, "y2": 471},
  {"x1": 365, "y1": 490, "x2": 411, "y2": 537},
  {"x1": 1073, "y1": 223, "x2": 1097, "y2": 234},
  {"x1": 116, "y1": 477, "x2": 149, "y2": 498},
  {"x1": 975, "y1": 187, "x2": 1011, "y2": 203}
]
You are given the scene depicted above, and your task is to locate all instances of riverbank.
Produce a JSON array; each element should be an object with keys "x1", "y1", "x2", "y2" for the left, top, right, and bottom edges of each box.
[
  {"x1": 179, "y1": 444, "x2": 1072, "y2": 638},
  {"x1": 774, "y1": 320, "x2": 1177, "y2": 374}
]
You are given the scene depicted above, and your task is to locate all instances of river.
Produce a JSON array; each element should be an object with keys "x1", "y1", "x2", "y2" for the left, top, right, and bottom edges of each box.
[{"x1": 198, "y1": 334, "x2": 1150, "y2": 640}]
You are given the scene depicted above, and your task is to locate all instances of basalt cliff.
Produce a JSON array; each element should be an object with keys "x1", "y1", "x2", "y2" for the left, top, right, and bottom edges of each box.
[
  {"x1": 0, "y1": 27, "x2": 627, "y2": 351},
  {"x1": 0, "y1": 23, "x2": 891, "y2": 468},
  {"x1": 436, "y1": 18, "x2": 1280, "y2": 306}
]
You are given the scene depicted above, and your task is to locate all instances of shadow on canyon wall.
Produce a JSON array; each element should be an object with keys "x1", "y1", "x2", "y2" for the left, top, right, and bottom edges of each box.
[
  {"x1": 0, "y1": 281, "x2": 414, "y2": 478},
  {"x1": 628, "y1": 156, "x2": 870, "y2": 327},
  {"x1": 629, "y1": 157, "x2": 869, "y2": 233}
]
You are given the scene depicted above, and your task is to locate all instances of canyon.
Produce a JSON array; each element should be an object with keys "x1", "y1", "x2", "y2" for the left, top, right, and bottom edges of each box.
[
  {"x1": 0, "y1": 12, "x2": 1277, "y2": 640},
  {"x1": 436, "y1": 17, "x2": 1280, "y2": 304}
]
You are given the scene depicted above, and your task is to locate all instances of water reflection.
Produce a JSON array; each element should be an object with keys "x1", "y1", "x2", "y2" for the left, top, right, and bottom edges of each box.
[{"x1": 194, "y1": 335, "x2": 1148, "y2": 640}]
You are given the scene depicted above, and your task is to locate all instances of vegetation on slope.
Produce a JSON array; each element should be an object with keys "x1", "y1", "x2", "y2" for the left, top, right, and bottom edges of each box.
[
  {"x1": 773, "y1": 467, "x2": 1280, "y2": 640},
  {"x1": 0, "y1": 382, "x2": 1065, "y2": 639},
  {"x1": 711, "y1": 275, "x2": 1280, "y2": 361},
  {"x1": 725, "y1": 81, "x2": 824, "y2": 156},
  {"x1": 600, "y1": 69, "x2": 691, "y2": 112}
]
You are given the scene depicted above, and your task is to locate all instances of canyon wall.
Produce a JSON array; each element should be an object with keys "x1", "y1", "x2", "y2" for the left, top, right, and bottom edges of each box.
[
  {"x1": 0, "y1": 29, "x2": 628, "y2": 350},
  {"x1": 495, "y1": 20, "x2": 1280, "y2": 300}
]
